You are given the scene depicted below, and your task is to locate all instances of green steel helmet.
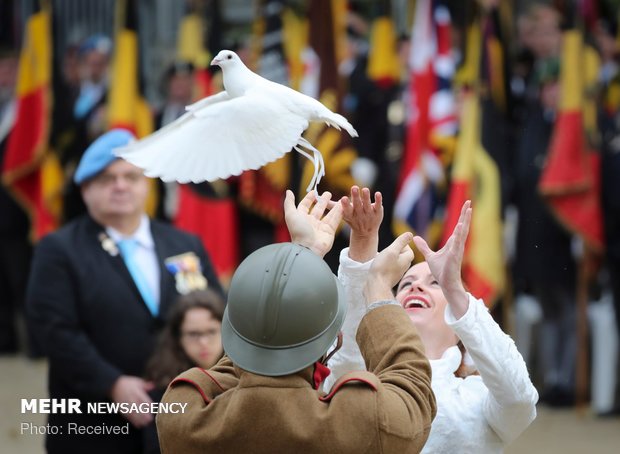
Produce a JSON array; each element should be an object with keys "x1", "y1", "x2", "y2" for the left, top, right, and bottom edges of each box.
[{"x1": 222, "y1": 242, "x2": 346, "y2": 377}]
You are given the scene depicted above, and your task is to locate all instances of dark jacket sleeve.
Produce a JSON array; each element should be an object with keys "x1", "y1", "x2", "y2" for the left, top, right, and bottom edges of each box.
[
  {"x1": 356, "y1": 304, "x2": 437, "y2": 452},
  {"x1": 26, "y1": 235, "x2": 122, "y2": 398}
]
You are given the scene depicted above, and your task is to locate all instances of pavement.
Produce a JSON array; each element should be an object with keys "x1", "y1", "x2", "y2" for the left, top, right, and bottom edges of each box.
[{"x1": 1, "y1": 355, "x2": 619, "y2": 453}]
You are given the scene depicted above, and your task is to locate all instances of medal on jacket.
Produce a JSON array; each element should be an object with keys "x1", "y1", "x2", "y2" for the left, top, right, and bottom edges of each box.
[
  {"x1": 98, "y1": 232, "x2": 119, "y2": 256},
  {"x1": 165, "y1": 252, "x2": 208, "y2": 294}
]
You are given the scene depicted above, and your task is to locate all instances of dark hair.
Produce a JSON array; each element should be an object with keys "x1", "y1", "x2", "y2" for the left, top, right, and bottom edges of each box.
[
  {"x1": 454, "y1": 340, "x2": 479, "y2": 378},
  {"x1": 145, "y1": 289, "x2": 225, "y2": 389}
]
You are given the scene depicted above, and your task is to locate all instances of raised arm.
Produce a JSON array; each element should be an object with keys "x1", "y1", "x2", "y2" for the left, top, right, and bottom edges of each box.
[
  {"x1": 357, "y1": 233, "x2": 436, "y2": 451},
  {"x1": 283, "y1": 189, "x2": 342, "y2": 258},
  {"x1": 324, "y1": 186, "x2": 384, "y2": 388},
  {"x1": 412, "y1": 200, "x2": 471, "y2": 318},
  {"x1": 414, "y1": 201, "x2": 538, "y2": 442},
  {"x1": 341, "y1": 186, "x2": 383, "y2": 262}
]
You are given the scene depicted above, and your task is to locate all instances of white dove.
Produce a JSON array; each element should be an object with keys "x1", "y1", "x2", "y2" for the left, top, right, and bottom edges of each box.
[{"x1": 114, "y1": 49, "x2": 358, "y2": 194}]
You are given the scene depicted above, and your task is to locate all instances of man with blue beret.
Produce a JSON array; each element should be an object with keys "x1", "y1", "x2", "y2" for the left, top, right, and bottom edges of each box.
[{"x1": 26, "y1": 129, "x2": 223, "y2": 454}]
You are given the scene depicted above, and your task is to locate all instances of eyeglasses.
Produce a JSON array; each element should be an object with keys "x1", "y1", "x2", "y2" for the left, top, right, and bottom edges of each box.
[{"x1": 181, "y1": 328, "x2": 221, "y2": 343}]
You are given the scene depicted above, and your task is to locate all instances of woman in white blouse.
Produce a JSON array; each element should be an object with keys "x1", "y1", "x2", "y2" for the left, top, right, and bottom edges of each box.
[{"x1": 326, "y1": 186, "x2": 539, "y2": 454}]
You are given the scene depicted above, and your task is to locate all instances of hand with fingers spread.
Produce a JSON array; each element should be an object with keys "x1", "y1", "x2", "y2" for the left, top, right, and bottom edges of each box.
[
  {"x1": 363, "y1": 232, "x2": 415, "y2": 305},
  {"x1": 413, "y1": 201, "x2": 472, "y2": 318},
  {"x1": 284, "y1": 189, "x2": 343, "y2": 258},
  {"x1": 340, "y1": 186, "x2": 384, "y2": 262}
]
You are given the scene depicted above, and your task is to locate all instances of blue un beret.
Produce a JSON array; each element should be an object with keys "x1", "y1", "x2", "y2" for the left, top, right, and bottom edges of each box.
[
  {"x1": 74, "y1": 129, "x2": 136, "y2": 184},
  {"x1": 79, "y1": 34, "x2": 112, "y2": 57}
]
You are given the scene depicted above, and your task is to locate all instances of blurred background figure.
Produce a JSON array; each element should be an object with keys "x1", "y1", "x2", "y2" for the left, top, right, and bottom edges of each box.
[
  {"x1": 511, "y1": 4, "x2": 577, "y2": 407},
  {"x1": 594, "y1": 11, "x2": 620, "y2": 417},
  {"x1": 154, "y1": 60, "x2": 195, "y2": 222},
  {"x1": 155, "y1": 60, "x2": 195, "y2": 129},
  {"x1": 62, "y1": 34, "x2": 113, "y2": 223},
  {"x1": 73, "y1": 34, "x2": 112, "y2": 126},
  {"x1": 0, "y1": 47, "x2": 33, "y2": 356},
  {"x1": 142, "y1": 289, "x2": 224, "y2": 453}
]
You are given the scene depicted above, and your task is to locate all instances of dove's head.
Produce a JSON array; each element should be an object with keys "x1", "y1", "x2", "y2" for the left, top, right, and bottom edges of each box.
[{"x1": 210, "y1": 50, "x2": 242, "y2": 69}]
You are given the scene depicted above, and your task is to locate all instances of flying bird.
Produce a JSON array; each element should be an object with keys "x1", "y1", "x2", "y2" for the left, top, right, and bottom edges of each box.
[{"x1": 114, "y1": 50, "x2": 358, "y2": 194}]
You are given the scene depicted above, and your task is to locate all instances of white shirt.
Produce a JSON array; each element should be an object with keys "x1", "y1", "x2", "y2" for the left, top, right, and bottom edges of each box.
[
  {"x1": 106, "y1": 215, "x2": 160, "y2": 308},
  {"x1": 326, "y1": 248, "x2": 539, "y2": 454}
]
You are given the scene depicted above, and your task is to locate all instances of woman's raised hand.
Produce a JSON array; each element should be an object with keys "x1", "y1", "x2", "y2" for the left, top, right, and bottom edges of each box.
[
  {"x1": 363, "y1": 232, "x2": 414, "y2": 304},
  {"x1": 283, "y1": 189, "x2": 343, "y2": 258},
  {"x1": 340, "y1": 186, "x2": 383, "y2": 262},
  {"x1": 413, "y1": 201, "x2": 472, "y2": 316}
]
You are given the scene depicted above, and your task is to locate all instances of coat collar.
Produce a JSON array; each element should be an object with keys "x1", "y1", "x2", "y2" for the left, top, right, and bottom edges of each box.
[
  {"x1": 235, "y1": 365, "x2": 316, "y2": 390},
  {"x1": 429, "y1": 345, "x2": 462, "y2": 381},
  {"x1": 105, "y1": 214, "x2": 154, "y2": 249}
]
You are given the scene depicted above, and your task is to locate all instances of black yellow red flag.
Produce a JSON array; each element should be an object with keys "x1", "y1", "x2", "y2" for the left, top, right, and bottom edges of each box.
[{"x1": 1, "y1": 0, "x2": 62, "y2": 239}]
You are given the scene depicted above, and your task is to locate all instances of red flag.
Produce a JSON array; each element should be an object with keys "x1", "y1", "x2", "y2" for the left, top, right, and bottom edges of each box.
[
  {"x1": 1, "y1": 2, "x2": 61, "y2": 239},
  {"x1": 174, "y1": 184, "x2": 238, "y2": 282},
  {"x1": 538, "y1": 29, "x2": 604, "y2": 253}
]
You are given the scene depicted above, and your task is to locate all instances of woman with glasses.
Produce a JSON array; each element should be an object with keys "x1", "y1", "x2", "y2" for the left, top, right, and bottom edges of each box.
[{"x1": 142, "y1": 289, "x2": 225, "y2": 453}]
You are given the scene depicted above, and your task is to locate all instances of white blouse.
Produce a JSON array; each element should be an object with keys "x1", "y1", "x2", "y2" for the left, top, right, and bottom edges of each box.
[{"x1": 326, "y1": 248, "x2": 539, "y2": 453}]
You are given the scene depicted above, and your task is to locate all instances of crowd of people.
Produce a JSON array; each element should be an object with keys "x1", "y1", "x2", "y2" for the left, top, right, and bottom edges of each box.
[{"x1": 1, "y1": 0, "x2": 619, "y2": 453}]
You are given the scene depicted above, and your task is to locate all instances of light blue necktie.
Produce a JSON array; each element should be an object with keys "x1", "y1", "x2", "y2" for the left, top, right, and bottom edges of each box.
[{"x1": 117, "y1": 238, "x2": 158, "y2": 317}]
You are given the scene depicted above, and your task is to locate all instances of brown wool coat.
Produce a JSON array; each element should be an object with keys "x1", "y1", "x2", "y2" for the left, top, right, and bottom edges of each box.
[{"x1": 157, "y1": 304, "x2": 436, "y2": 453}]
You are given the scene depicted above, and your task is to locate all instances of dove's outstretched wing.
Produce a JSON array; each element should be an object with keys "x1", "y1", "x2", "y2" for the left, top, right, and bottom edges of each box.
[{"x1": 114, "y1": 90, "x2": 308, "y2": 183}]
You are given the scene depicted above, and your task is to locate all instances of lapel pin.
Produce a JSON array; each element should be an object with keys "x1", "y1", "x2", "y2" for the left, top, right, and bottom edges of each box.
[{"x1": 98, "y1": 232, "x2": 119, "y2": 256}]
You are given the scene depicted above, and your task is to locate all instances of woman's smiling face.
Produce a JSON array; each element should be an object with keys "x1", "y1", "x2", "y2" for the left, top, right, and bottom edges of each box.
[{"x1": 395, "y1": 262, "x2": 456, "y2": 346}]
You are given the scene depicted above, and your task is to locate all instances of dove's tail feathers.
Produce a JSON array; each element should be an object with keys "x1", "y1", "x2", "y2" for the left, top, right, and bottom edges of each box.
[
  {"x1": 323, "y1": 112, "x2": 358, "y2": 138},
  {"x1": 295, "y1": 137, "x2": 325, "y2": 195}
]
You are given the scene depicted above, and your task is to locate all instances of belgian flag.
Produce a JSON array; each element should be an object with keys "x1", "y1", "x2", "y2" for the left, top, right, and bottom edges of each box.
[
  {"x1": 538, "y1": 29, "x2": 604, "y2": 253},
  {"x1": 441, "y1": 10, "x2": 505, "y2": 306},
  {"x1": 107, "y1": 0, "x2": 157, "y2": 216},
  {"x1": 107, "y1": 0, "x2": 152, "y2": 138},
  {"x1": 1, "y1": 0, "x2": 62, "y2": 239}
]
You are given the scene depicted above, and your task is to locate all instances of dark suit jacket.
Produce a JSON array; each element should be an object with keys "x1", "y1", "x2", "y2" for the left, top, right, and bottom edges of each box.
[{"x1": 26, "y1": 214, "x2": 223, "y2": 454}]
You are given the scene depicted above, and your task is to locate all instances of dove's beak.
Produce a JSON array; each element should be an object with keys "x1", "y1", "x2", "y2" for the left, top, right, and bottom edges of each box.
[{"x1": 210, "y1": 56, "x2": 221, "y2": 67}]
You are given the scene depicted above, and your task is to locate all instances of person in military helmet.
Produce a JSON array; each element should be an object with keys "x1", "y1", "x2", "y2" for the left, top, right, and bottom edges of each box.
[{"x1": 157, "y1": 190, "x2": 436, "y2": 454}]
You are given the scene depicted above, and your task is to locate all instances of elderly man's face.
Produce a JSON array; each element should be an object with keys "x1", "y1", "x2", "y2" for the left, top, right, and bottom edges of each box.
[{"x1": 81, "y1": 159, "x2": 149, "y2": 221}]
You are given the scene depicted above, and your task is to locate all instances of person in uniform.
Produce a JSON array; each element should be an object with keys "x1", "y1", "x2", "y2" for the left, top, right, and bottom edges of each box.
[{"x1": 157, "y1": 190, "x2": 436, "y2": 454}]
